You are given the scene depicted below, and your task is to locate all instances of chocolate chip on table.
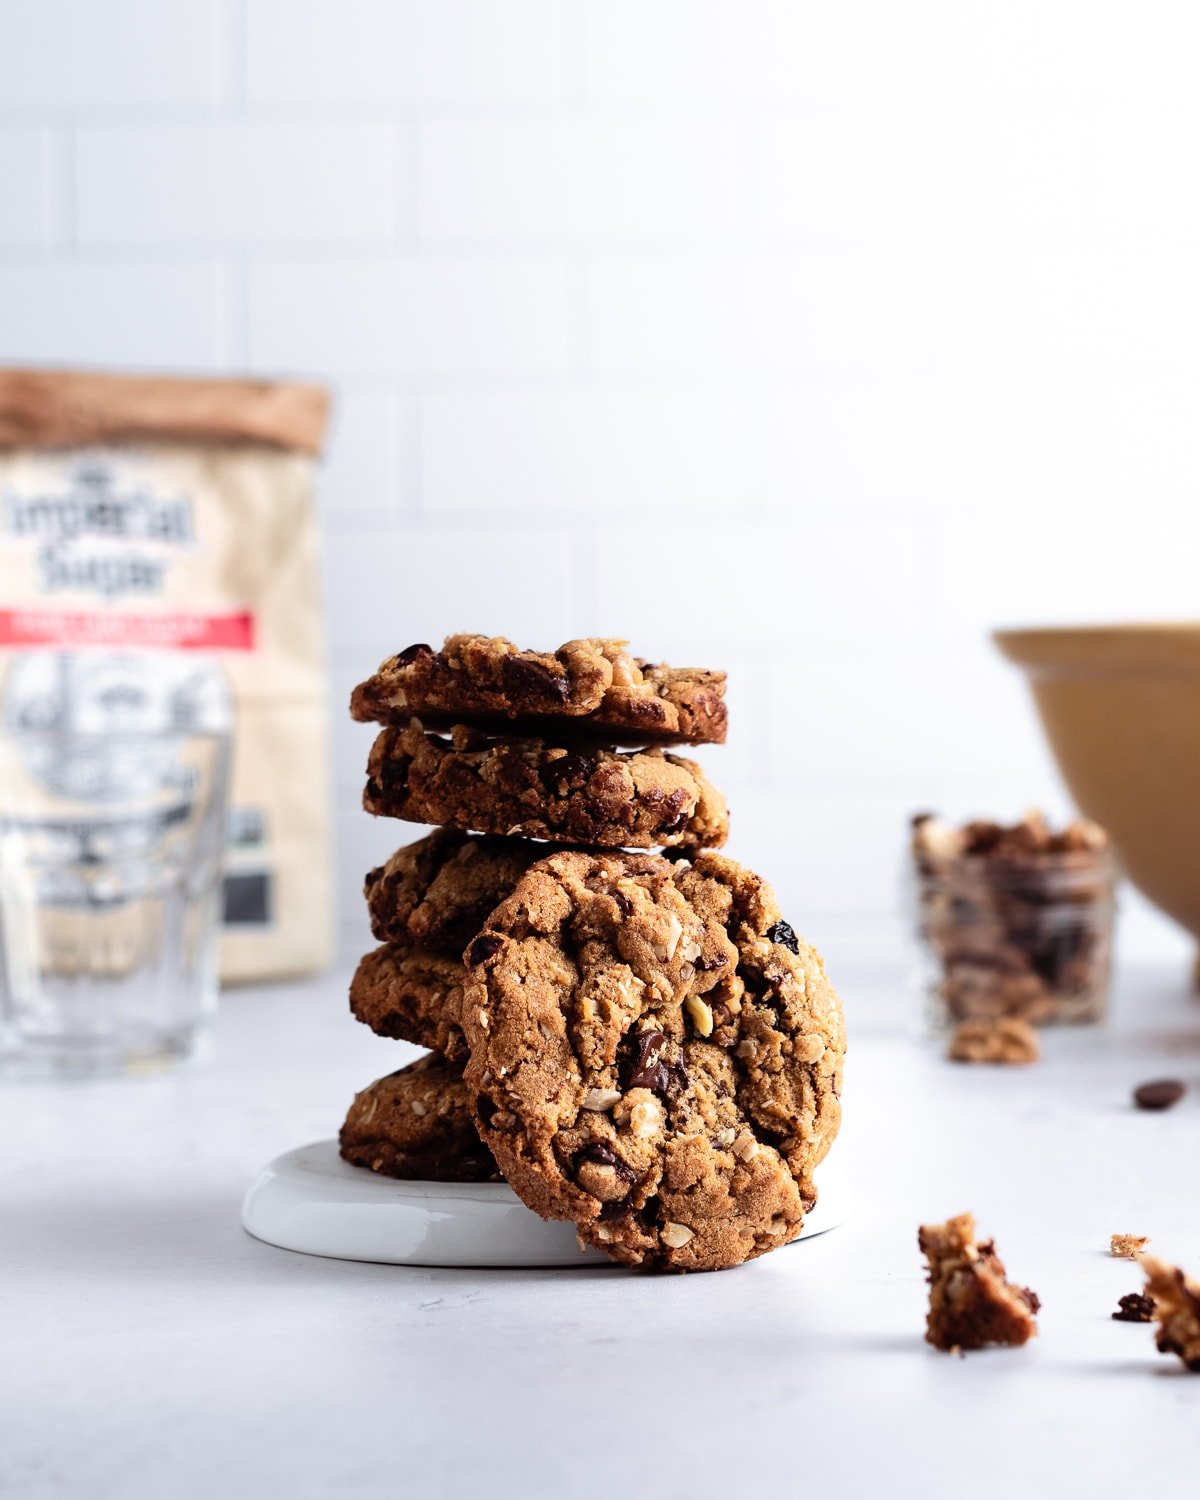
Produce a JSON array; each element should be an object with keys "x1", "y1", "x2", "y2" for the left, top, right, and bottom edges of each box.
[
  {"x1": 766, "y1": 920, "x2": 799, "y2": 954},
  {"x1": 1133, "y1": 1079, "x2": 1186, "y2": 1112},
  {"x1": 469, "y1": 935, "x2": 504, "y2": 967},
  {"x1": 1112, "y1": 1292, "x2": 1156, "y2": 1323}
]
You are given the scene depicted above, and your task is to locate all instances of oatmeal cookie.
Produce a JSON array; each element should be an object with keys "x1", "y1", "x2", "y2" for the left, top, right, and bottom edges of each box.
[
  {"x1": 460, "y1": 849, "x2": 844, "y2": 1273},
  {"x1": 364, "y1": 721, "x2": 729, "y2": 852},
  {"x1": 350, "y1": 634, "x2": 727, "y2": 746},
  {"x1": 919, "y1": 1213, "x2": 1040, "y2": 1351},
  {"x1": 339, "y1": 1055, "x2": 499, "y2": 1182},
  {"x1": 349, "y1": 942, "x2": 469, "y2": 1061},
  {"x1": 365, "y1": 828, "x2": 549, "y2": 956},
  {"x1": 1140, "y1": 1256, "x2": 1200, "y2": 1370}
]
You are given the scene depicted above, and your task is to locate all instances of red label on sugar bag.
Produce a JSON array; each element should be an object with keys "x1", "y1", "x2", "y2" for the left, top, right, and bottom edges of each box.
[{"x1": 0, "y1": 608, "x2": 256, "y2": 651}]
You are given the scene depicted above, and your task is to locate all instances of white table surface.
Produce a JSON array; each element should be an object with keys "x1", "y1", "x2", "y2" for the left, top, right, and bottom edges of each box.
[{"x1": 4, "y1": 953, "x2": 1200, "y2": 1500}]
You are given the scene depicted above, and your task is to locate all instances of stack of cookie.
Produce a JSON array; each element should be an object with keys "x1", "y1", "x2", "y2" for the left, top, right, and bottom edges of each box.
[{"x1": 339, "y1": 634, "x2": 845, "y2": 1272}]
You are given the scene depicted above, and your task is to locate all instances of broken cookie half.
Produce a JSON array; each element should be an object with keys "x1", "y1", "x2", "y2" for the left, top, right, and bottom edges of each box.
[{"x1": 919, "y1": 1212, "x2": 1040, "y2": 1352}]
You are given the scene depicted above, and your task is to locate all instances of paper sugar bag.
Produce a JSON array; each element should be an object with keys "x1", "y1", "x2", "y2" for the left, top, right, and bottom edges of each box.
[{"x1": 0, "y1": 368, "x2": 333, "y2": 983}]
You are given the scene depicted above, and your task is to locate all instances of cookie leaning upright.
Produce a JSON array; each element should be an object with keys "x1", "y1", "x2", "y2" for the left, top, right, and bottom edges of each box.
[{"x1": 460, "y1": 849, "x2": 845, "y2": 1273}]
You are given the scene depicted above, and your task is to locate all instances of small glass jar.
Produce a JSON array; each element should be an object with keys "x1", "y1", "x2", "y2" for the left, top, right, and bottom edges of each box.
[{"x1": 910, "y1": 813, "x2": 1116, "y2": 1029}]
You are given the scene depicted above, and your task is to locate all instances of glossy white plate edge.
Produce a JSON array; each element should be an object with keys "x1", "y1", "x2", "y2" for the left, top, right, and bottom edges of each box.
[{"x1": 241, "y1": 1140, "x2": 852, "y2": 1270}]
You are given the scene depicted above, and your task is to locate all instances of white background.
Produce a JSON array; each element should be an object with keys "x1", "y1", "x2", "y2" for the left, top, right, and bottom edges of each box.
[{"x1": 1, "y1": 0, "x2": 1197, "y2": 966}]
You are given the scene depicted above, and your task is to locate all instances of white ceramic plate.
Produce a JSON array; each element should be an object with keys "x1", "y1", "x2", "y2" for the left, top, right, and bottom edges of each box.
[{"x1": 242, "y1": 1140, "x2": 851, "y2": 1269}]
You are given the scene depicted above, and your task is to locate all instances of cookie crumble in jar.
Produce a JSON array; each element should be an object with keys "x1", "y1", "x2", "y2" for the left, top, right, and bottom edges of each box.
[{"x1": 910, "y1": 809, "x2": 1114, "y2": 1031}]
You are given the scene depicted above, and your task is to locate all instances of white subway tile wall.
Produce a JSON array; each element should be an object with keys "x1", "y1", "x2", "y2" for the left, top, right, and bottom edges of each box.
[
  {"x1": 0, "y1": 128, "x2": 54, "y2": 248},
  {"x1": 76, "y1": 124, "x2": 399, "y2": 246},
  {"x1": 1, "y1": 0, "x2": 1195, "y2": 964}
]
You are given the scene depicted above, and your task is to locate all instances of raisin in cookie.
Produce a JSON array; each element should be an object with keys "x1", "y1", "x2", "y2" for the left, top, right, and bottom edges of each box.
[
  {"x1": 350, "y1": 942, "x2": 469, "y2": 1061},
  {"x1": 350, "y1": 634, "x2": 727, "y2": 746},
  {"x1": 460, "y1": 849, "x2": 844, "y2": 1272},
  {"x1": 364, "y1": 721, "x2": 729, "y2": 853},
  {"x1": 339, "y1": 1055, "x2": 499, "y2": 1182},
  {"x1": 365, "y1": 829, "x2": 549, "y2": 956}
]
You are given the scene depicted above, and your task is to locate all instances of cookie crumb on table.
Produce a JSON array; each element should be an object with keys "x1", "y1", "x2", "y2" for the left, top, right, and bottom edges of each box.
[
  {"x1": 918, "y1": 1212, "x2": 1040, "y2": 1352},
  {"x1": 946, "y1": 1016, "x2": 1040, "y2": 1065},
  {"x1": 1112, "y1": 1292, "x2": 1156, "y2": 1324},
  {"x1": 1111, "y1": 1233, "x2": 1149, "y2": 1260},
  {"x1": 1140, "y1": 1256, "x2": 1200, "y2": 1370}
]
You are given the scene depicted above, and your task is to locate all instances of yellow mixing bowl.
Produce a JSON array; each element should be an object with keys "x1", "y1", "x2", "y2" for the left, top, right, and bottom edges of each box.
[{"x1": 994, "y1": 623, "x2": 1200, "y2": 940}]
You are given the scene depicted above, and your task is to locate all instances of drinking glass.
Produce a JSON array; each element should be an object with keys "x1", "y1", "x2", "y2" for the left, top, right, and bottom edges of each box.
[{"x1": 0, "y1": 650, "x2": 233, "y2": 1075}]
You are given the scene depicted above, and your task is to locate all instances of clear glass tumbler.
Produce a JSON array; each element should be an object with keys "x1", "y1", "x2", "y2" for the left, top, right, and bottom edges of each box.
[{"x1": 0, "y1": 651, "x2": 233, "y2": 1076}]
